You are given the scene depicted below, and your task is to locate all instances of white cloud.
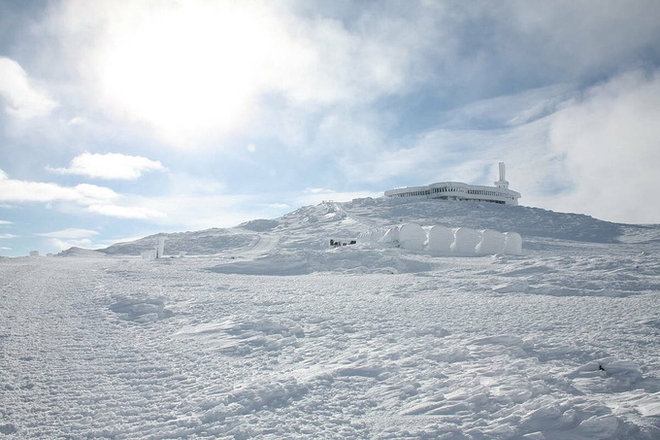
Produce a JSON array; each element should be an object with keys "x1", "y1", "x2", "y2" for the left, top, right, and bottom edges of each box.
[
  {"x1": 0, "y1": 233, "x2": 19, "y2": 239},
  {"x1": 0, "y1": 57, "x2": 58, "y2": 119},
  {"x1": 48, "y1": 0, "x2": 448, "y2": 148},
  {"x1": 87, "y1": 204, "x2": 167, "y2": 219},
  {"x1": 347, "y1": 69, "x2": 660, "y2": 224},
  {"x1": 67, "y1": 116, "x2": 86, "y2": 125},
  {"x1": 35, "y1": 228, "x2": 99, "y2": 239},
  {"x1": 0, "y1": 220, "x2": 12, "y2": 225},
  {"x1": 0, "y1": 169, "x2": 118, "y2": 204},
  {"x1": 545, "y1": 69, "x2": 660, "y2": 223},
  {"x1": 48, "y1": 152, "x2": 166, "y2": 180}
]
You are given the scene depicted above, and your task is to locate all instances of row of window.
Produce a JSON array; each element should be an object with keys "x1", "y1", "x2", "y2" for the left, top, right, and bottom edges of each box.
[
  {"x1": 392, "y1": 187, "x2": 515, "y2": 201},
  {"x1": 467, "y1": 189, "x2": 502, "y2": 197}
]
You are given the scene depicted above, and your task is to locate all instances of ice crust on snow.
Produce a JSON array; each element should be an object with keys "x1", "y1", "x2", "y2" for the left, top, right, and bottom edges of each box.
[{"x1": 5, "y1": 197, "x2": 660, "y2": 439}]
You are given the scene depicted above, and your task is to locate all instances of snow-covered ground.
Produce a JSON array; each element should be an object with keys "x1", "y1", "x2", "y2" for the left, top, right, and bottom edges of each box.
[{"x1": 2, "y1": 198, "x2": 660, "y2": 439}]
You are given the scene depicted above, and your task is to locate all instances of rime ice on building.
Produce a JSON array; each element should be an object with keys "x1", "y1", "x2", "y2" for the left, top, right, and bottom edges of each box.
[{"x1": 384, "y1": 162, "x2": 521, "y2": 205}]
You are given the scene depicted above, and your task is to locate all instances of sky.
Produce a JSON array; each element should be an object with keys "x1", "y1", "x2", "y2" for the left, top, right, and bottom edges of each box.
[{"x1": 1, "y1": 0, "x2": 660, "y2": 257}]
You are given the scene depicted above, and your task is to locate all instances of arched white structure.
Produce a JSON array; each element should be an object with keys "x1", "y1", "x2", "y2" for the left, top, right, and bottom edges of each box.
[
  {"x1": 384, "y1": 162, "x2": 521, "y2": 206},
  {"x1": 503, "y1": 232, "x2": 523, "y2": 255},
  {"x1": 357, "y1": 222, "x2": 523, "y2": 255},
  {"x1": 398, "y1": 223, "x2": 426, "y2": 251},
  {"x1": 451, "y1": 228, "x2": 481, "y2": 254},
  {"x1": 476, "y1": 229, "x2": 506, "y2": 255},
  {"x1": 427, "y1": 225, "x2": 454, "y2": 253}
]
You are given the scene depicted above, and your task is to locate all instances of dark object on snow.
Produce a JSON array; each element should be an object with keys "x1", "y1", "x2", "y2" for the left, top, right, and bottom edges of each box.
[
  {"x1": 599, "y1": 364, "x2": 606, "y2": 371},
  {"x1": 330, "y1": 239, "x2": 357, "y2": 247}
]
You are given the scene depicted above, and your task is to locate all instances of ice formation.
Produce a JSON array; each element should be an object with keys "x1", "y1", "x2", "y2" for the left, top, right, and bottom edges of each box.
[
  {"x1": 364, "y1": 223, "x2": 522, "y2": 255},
  {"x1": 476, "y1": 229, "x2": 506, "y2": 255},
  {"x1": 450, "y1": 227, "x2": 482, "y2": 254},
  {"x1": 427, "y1": 225, "x2": 454, "y2": 253},
  {"x1": 503, "y1": 231, "x2": 523, "y2": 255},
  {"x1": 398, "y1": 223, "x2": 426, "y2": 251}
]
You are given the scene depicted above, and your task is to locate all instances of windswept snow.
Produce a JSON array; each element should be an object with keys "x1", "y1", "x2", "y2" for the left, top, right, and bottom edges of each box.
[{"x1": 2, "y1": 197, "x2": 660, "y2": 439}]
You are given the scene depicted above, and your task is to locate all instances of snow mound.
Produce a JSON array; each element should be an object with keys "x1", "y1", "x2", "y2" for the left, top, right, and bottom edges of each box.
[
  {"x1": 208, "y1": 249, "x2": 434, "y2": 275},
  {"x1": 109, "y1": 295, "x2": 173, "y2": 322},
  {"x1": 56, "y1": 247, "x2": 106, "y2": 258}
]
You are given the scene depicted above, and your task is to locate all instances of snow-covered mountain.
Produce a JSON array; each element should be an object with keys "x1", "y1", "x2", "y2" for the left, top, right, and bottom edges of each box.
[
  {"x1": 4, "y1": 198, "x2": 660, "y2": 439},
  {"x1": 95, "y1": 197, "x2": 652, "y2": 257}
]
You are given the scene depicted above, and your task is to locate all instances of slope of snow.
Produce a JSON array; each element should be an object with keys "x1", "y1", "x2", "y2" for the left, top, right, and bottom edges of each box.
[
  {"x1": 94, "y1": 197, "x2": 634, "y2": 258},
  {"x1": 3, "y1": 198, "x2": 660, "y2": 439}
]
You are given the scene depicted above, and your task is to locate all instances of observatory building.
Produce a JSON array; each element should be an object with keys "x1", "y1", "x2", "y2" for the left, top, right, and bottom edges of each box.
[{"x1": 384, "y1": 162, "x2": 521, "y2": 206}]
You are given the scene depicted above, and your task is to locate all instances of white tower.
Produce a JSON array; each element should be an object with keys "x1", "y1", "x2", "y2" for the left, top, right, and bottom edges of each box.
[
  {"x1": 494, "y1": 162, "x2": 509, "y2": 189},
  {"x1": 156, "y1": 236, "x2": 166, "y2": 259}
]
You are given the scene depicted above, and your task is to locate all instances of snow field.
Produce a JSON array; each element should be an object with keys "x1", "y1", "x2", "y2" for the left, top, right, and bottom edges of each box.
[{"x1": 2, "y1": 240, "x2": 659, "y2": 439}]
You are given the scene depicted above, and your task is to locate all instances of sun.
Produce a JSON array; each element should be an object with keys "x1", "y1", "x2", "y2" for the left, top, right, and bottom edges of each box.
[{"x1": 95, "y1": 1, "x2": 285, "y2": 146}]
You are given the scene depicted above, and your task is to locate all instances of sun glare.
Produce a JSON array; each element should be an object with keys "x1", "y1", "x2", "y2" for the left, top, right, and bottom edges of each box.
[{"x1": 96, "y1": 2, "x2": 283, "y2": 145}]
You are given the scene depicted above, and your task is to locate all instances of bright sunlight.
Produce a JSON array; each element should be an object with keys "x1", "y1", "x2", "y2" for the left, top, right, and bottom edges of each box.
[{"x1": 95, "y1": 1, "x2": 293, "y2": 146}]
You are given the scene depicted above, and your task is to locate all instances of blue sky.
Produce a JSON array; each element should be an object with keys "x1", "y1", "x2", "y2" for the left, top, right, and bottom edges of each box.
[{"x1": 1, "y1": 0, "x2": 660, "y2": 256}]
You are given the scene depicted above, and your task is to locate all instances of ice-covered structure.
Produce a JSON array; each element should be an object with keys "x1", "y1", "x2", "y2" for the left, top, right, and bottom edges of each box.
[
  {"x1": 398, "y1": 223, "x2": 426, "y2": 251},
  {"x1": 142, "y1": 236, "x2": 166, "y2": 259},
  {"x1": 156, "y1": 237, "x2": 166, "y2": 259},
  {"x1": 384, "y1": 162, "x2": 521, "y2": 206},
  {"x1": 379, "y1": 225, "x2": 400, "y2": 245},
  {"x1": 359, "y1": 223, "x2": 522, "y2": 255},
  {"x1": 503, "y1": 232, "x2": 523, "y2": 255},
  {"x1": 476, "y1": 229, "x2": 506, "y2": 255},
  {"x1": 427, "y1": 225, "x2": 454, "y2": 253},
  {"x1": 451, "y1": 227, "x2": 482, "y2": 254}
]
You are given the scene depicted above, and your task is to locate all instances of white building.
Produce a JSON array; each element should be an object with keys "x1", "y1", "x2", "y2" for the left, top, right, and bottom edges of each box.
[{"x1": 384, "y1": 162, "x2": 521, "y2": 206}]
